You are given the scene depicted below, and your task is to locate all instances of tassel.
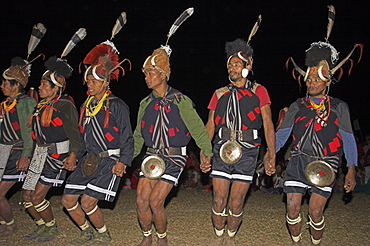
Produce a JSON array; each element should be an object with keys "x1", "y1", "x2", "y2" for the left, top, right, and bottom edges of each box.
[
  {"x1": 61, "y1": 28, "x2": 87, "y2": 58},
  {"x1": 40, "y1": 107, "x2": 54, "y2": 127},
  {"x1": 275, "y1": 108, "x2": 287, "y2": 132},
  {"x1": 78, "y1": 106, "x2": 86, "y2": 133},
  {"x1": 165, "y1": 7, "x2": 194, "y2": 45},
  {"x1": 103, "y1": 100, "x2": 110, "y2": 128},
  {"x1": 27, "y1": 23, "x2": 47, "y2": 60},
  {"x1": 110, "y1": 12, "x2": 127, "y2": 40},
  {"x1": 104, "y1": 108, "x2": 110, "y2": 128},
  {"x1": 27, "y1": 114, "x2": 33, "y2": 127},
  {"x1": 247, "y1": 15, "x2": 262, "y2": 45},
  {"x1": 325, "y1": 5, "x2": 335, "y2": 42}
]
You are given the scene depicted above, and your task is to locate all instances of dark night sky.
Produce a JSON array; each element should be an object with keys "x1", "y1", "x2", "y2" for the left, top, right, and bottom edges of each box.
[{"x1": 1, "y1": 0, "x2": 370, "y2": 138}]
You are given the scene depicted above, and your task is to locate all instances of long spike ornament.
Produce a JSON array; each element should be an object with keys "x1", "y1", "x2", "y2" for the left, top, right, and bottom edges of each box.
[
  {"x1": 247, "y1": 15, "x2": 262, "y2": 45},
  {"x1": 165, "y1": 7, "x2": 194, "y2": 45},
  {"x1": 110, "y1": 12, "x2": 127, "y2": 40},
  {"x1": 61, "y1": 28, "x2": 87, "y2": 58},
  {"x1": 325, "y1": 5, "x2": 335, "y2": 42},
  {"x1": 27, "y1": 23, "x2": 47, "y2": 60}
]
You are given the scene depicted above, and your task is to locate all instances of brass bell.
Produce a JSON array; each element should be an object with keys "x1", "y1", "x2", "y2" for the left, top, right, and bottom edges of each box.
[
  {"x1": 220, "y1": 140, "x2": 242, "y2": 164},
  {"x1": 141, "y1": 155, "x2": 166, "y2": 179},
  {"x1": 304, "y1": 160, "x2": 335, "y2": 187}
]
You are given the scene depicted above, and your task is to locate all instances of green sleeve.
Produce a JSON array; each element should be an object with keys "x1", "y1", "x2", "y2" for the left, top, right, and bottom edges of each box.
[
  {"x1": 174, "y1": 96, "x2": 213, "y2": 157},
  {"x1": 54, "y1": 100, "x2": 81, "y2": 154},
  {"x1": 133, "y1": 97, "x2": 151, "y2": 158},
  {"x1": 17, "y1": 97, "x2": 36, "y2": 157}
]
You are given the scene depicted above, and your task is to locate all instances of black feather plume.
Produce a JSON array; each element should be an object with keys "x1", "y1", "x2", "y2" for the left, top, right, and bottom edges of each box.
[
  {"x1": 225, "y1": 38, "x2": 253, "y2": 59},
  {"x1": 11, "y1": 57, "x2": 27, "y2": 66},
  {"x1": 45, "y1": 56, "x2": 73, "y2": 78}
]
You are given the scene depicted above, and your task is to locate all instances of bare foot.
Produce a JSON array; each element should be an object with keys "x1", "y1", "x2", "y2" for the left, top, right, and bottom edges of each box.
[
  {"x1": 225, "y1": 236, "x2": 236, "y2": 246},
  {"x1": 209, "y1": 235, "x2": 224, "y2": 246},
  {"x1": 0, "y1": 223, "x2": 17, "y2": 237},
  {"x1": 138, "y1": 235, "x2": 152, "y2": 246},
  {"x1": 157, "y1": 236, "x2": 168, "y2": 246}
]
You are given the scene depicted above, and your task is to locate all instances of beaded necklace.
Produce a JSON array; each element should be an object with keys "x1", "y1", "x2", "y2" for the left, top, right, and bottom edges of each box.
[
  {"x1": 309, "y1": 95, "x2": 331, "y2": 127},
  {"x1": 1, "y1": 93, "x2": 22, "y2": 112},
  {"x1": 84, "y1": 91, "x2": 110, "y2": 123}
]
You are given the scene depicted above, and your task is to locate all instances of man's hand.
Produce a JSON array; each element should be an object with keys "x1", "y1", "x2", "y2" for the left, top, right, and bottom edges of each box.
[
  {"x1": 263, "y1": 150, "x2": 276, "y2": 176},
  {"x1": 16, "y1": 156, "x2": 30, "y2": 172},
  {"x1": 200, "y1": 150, "x2": 211, "y2": 173},
  {"x1": 344, "y1": 165, "x2": 356, "y2": 193},
  {"x1": 112, "y1": 160, "x2": 127, "y2": 177},
  {"x1": 62, "y1": 152, "x2": 77, "y2": 171}
]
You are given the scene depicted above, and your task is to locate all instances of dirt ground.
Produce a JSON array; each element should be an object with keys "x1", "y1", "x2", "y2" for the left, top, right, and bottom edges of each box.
[{"x1": 1, "y1": 187, "x2": 369, "y2": 246}]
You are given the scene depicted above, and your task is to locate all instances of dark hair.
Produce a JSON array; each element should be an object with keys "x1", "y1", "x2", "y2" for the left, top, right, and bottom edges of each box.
[{"x1": 1, "y1": 77, "x2": 25, "y2": 93}]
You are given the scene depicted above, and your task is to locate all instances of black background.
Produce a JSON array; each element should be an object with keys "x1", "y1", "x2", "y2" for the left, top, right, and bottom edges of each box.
[{"x1": 1, "y1": 0, "x2": 370, "y2": 140}]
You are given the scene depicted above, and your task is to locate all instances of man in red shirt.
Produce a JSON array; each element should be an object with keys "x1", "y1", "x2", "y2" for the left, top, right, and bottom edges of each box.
[{"x1": 201, "y1": 22, "x2": 276, "y2": 245}]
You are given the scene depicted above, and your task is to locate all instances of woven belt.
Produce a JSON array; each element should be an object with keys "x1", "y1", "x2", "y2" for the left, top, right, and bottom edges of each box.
[
  {"x1": 97, "y1": 149, "x2": 120, "y2": 158},
  {"x1": 41, "y1": 140, "x2": 70, "y2": 155},
  {"x1": 147, "y1": 146, "x2": 186, "y2": 156},
  {"x1": 219, "y1": 126, "x2": 258, "y2": 141}
]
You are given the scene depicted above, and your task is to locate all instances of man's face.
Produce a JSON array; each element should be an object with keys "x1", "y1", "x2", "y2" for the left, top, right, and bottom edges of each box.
[
  {"x1": 305, "y1": 73, "x2": 329, "y2": 98},
  {"x1": 86, "y1": 74, "x2": 107, "y2": 99},
  {"x1": 227, "y1": 56, "x2": 246, "y2": 82},
  {"x1": 144, "y1": 68, "x2": 165, "y2": 90},
  {"x1": 38, "y1": 79, "x2": 58, "y2": 101},
  {"x1": 1, "y1": 79, "x2": 18, "y2": 98}
]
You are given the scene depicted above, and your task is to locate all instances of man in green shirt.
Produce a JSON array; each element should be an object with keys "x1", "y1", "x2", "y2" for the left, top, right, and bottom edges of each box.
[
  {"x1": 0, "y1": 57, "x2": 36, "y2": 237},
  {"x1": 133, "y1": 45, "x2": 213, "y2": 246}
]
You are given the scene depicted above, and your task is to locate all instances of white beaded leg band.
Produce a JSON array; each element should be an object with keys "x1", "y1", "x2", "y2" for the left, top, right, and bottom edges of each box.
[
  {"x1": 35, "y1": 218, "x2": 45, "y2": 226},
  {"x1": 286, "y1": 213, "x2": 302, "y2": 225},
  {"x1": 156, "y1": 231, "x2": 167, "y2": 239},
  {"x1": 86, "y1": 205, "x2": 98, "y2": 216},
  {"x1": 80, "y1": 220, "x2": 90, "y2": 231},
  {"x1": 5, "y1": 219, "x2": 14, "y2": 225},
  {"x1": 23, "y1": 201, "x2": 33, "y2": 209},
  {"x1": 66, "y1": 202, "x2": 79, "y2": 212},
  {"x1": 97, "y1": 224, "x2": 107, "y2": 233},
  {"x1": 143, "y1": 229, "x2": 152, "y2": 237},
  {"x1": 291, "y1": 233, "x2": 302, "y2": 242},
  {"x1": 311, "y1": 235, "x2": 322, "y2": 245},
  {"x1": 214, "y1": 228, "x2": 225, "y2": 237},
  {"x1": 212, "y1": 207, "x2": 228, "y2": 217},
  {"x1": 227, "y1": 229, "x2": 237, "y2": 237},
  {"x1": 307, "y1": 215, "x2": 325, "y2": 231},
  {"x1": 45, "y1": 218, "x2": 56, "y2": 227},
  {"x1": 34, "y1": 199, "x2": 50, "y2": 213},
  {"x1": 228, "y1": 209, "x2": 243, "y2": 217}
]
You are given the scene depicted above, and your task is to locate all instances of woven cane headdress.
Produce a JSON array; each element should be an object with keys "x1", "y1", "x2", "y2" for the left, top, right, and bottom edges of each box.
[
  {"x1": 2, "y1": 23, "x2": 47, "y2": 88},
  {"x1": 287, "y1": 5, "x2": 363, "y2": 86},
  {"x1": 142, "y1": 7, "x2": 194, "y2": 80},
  {"x1": 225, "y1": 15, "x2": 262, "y2": 68},
  {"x1": 83, "y1": 12, "x2": 130, "y2": 84},
  {"x1": 42, "y1": 28, "x2": 86, "y2": 89}
]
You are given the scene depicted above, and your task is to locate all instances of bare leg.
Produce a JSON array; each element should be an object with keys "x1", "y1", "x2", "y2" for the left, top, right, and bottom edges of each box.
[
  {"x1": 227, "y1": 181, "x2": 250, "y2": 232},
  {"x1": 212, "y1": 178, "x2": 230, "y2": 232},
  {"x1": 209, "y1": 178, "x2": 231, "y2": 246},
  {"x1": 31, "y1": 182, "x2": 53, "y2": 222},
  {"x1": 225, "y1": 181, "x2": 250, "y2": 246},
  {"x1": 308, "y1": 193, "x2": 327, "y2": 245},
  {"x1": 0, "y1": 181, "x2": 17, "y2": 236},
  {"x1": 136, "y1": 178, "x2": 156, "y2": 246},
  {"x1": 149, "y1": 181, "x2": 173, "y2": 246},
  {"x1": 62, "y1": 194, "x2": 85, "y2": 227},
  {"x1": 0, "y1": 181, "x2": 16, "y2": 222},
  {"x1": 286, "y1": 193, "x2": 303, "y2": 246}
]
